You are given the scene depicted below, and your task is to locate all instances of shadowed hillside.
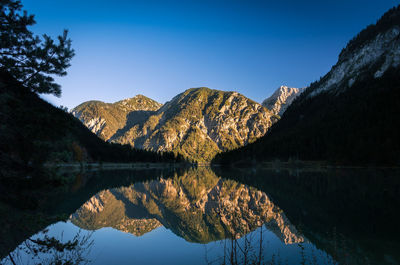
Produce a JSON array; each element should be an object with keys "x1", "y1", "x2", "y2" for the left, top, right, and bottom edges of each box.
[
  {"x1": 213, "y1": 5, "x2": 400, "y2": 166},
  {"x1": 0, "y1": 70, "x2": 185, "y2": 181}
]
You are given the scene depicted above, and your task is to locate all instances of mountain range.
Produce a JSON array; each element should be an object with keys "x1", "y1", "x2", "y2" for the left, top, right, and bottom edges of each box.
[
  {"x1": 70, "y1": 5, "x2": 400, "y2": 165},
  {"x1": 72, "y1": 86, "x2": 301, "y2": 162}
]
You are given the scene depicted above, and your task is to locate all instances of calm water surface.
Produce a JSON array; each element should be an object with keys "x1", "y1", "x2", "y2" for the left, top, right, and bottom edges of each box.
[{"x1": 1, "y1": 167, "x2": 399, "y2": 265}]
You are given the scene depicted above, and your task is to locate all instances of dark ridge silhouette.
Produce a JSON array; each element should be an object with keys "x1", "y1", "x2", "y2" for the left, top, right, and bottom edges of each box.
[
  {"x1": 213, "y1": 5, "x2": 400, "y2": 166},
  {"x1": 0, "y1": 70, "x2": 187, "y2": 180}
]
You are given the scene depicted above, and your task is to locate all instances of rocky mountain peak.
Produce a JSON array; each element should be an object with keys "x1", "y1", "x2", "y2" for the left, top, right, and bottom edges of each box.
[
  {"x1": 109, "y1": 87, "x2": 276, "y2": 161},
  {"x1": 213, "y1": 5, "x2": 400, "y2": 166},
  {"x1": 72, "y1": 82, "x2": 304, "y2": 161},
  {"x1": 71, "y1": 95, "x2": 161, "y2": 141},
  {"x1": 114, "y1": 94, "x2": 162, "y2": 112},
  {"x1": 71, "y1": 85, "x2": 303, "y2": 161},
  {"x1": 262, "y1": 86, "x2": 303, "y2": 116}
]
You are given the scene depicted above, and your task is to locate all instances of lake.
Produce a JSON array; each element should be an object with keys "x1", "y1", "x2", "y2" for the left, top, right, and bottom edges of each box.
[{"x1": 1, "y1": 166, "x2": 399, "y2": 265}]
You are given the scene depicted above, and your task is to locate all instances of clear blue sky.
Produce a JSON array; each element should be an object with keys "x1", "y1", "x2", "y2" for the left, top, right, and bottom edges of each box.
[{"x1": 21, "y1": 0, "x2": 399, "y2": 109}]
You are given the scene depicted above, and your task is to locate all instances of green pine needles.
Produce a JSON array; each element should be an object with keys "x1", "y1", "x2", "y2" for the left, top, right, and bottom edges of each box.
[{"x1": 0, "y1": 0, "x2": 74, "y2": 96}]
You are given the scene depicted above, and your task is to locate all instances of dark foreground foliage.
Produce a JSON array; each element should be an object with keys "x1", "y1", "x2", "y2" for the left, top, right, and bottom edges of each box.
[
  {"x1": 0, "y1": 70, "x2": 186, "y2": 180},
  {"x1": 214, "y1": 5, "x2": 400, "y2": 166},
  {"x1": 213, "y1": 167, "x2": 400, "y2": 265},
  {"x1": 0, "y1": 0, "x2": 75, "y2": 96},
  {"x1": 213, "y1": 65, "x2": 400, "y2": 166},
  {"x1": 0, "y1": 167, "x2": 187, "y2": 261},
  {"x1": 340, "y1": 5, "x2": 400, "y2": 59}
]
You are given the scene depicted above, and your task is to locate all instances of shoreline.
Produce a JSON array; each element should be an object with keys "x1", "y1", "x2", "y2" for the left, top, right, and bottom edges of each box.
[
  {"x1": 45, "y1": 162, "x2": 192, "y2": 170},
  {"x1": 211, "y1": 160, "x2": 400, "y2": 170},
  {"x1": 44, "y1": 161, "x2": 400, "y2": 170}
]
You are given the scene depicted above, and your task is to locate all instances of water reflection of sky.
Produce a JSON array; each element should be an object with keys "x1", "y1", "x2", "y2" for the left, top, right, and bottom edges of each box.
[
  {"x1": 4, "y1": 168, "x2": 399, "y2": 265},
  {"x1": 3, "y1": 220, "x2": 336, "y2": 265}
]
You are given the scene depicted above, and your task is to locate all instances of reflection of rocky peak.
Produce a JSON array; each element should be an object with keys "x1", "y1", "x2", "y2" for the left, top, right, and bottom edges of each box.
[
  {"x1": 264, "y1": 216, "x2": 303, "y2": 245},
  {"x1": 262, "y1": 86, "x2": 303, "y2": 116},
  {"x1": 71, "y1": 168, "x2": 304, "y2": 244},
  {"x1": 81, "y1": 194, "x2": 104, "y2": 213},
  {"x1": 115, "y1": 218, "x2": 162, "y2": 236},
  {"x1": 71, "y1": 188, "x2": 162, "y2": 236}
]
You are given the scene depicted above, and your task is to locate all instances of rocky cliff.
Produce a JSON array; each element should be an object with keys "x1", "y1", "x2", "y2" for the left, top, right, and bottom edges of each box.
[
  {"x1": 73, "y1": 87, "x2": 278, "y2": 162},
  {"x1": 71, "y1": 168, "x2": 304, "y2": 244},
  {"x1": 71, "y1": 95, "x2": 162, "y2": 141},
  {"x1": 262, "y1": 86, "x2": 303, "y2": 116}
]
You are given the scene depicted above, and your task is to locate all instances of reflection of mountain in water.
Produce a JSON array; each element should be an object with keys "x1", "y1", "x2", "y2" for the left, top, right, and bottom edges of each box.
[{"x1": 71, "y1": 168, "x2": 304, "y2": 244}]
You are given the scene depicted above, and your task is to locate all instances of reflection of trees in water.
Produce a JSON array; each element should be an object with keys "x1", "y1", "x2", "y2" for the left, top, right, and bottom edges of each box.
[
  {"x1": 214, "y1": 168, "x2": 400, "y2": 265},
  {"x1": 1, "y1": 229, "x2": 93, "y2": 265},
  {"x1": 204, "y1": 226, "x2": 264, "y2": 265},
  {"x1": 204, "y1": 226, "x2": 338, "y2": 265}
]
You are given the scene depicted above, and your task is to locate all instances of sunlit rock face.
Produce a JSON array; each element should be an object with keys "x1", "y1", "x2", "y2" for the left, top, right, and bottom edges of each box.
[
  {"x1": 112, "y1": 88, "x2": 277, "y2": 162},
  {"x1": 262, "y1": 86, "x2": 303, "y2": 117},
  {"x1": 71, "y1": 95, "x2": 162, "y2": 141},
  {"x1": 71, "y1": 168, "x2": 304, "y2": 244},
  {"x1": 72, "y1": 87, "x2": 278, "y2": 162}
]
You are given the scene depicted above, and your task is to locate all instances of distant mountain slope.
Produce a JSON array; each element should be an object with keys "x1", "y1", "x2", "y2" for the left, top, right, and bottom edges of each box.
[
  {"x1": 111, "y1": 87, "x2": 277, "y2": 162},
  {"x1": 213, "y1": 5, "x2": 400, "y2": 166},
  {"x1": 74, "y1": 87, "x2": 278, "y2": 162},
  {"x1": 72, "y1": 95, "x2": 162, "y2": 141},
  {"x1": 262, "y1": 86, "x2": 303, "y2": 116}
]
